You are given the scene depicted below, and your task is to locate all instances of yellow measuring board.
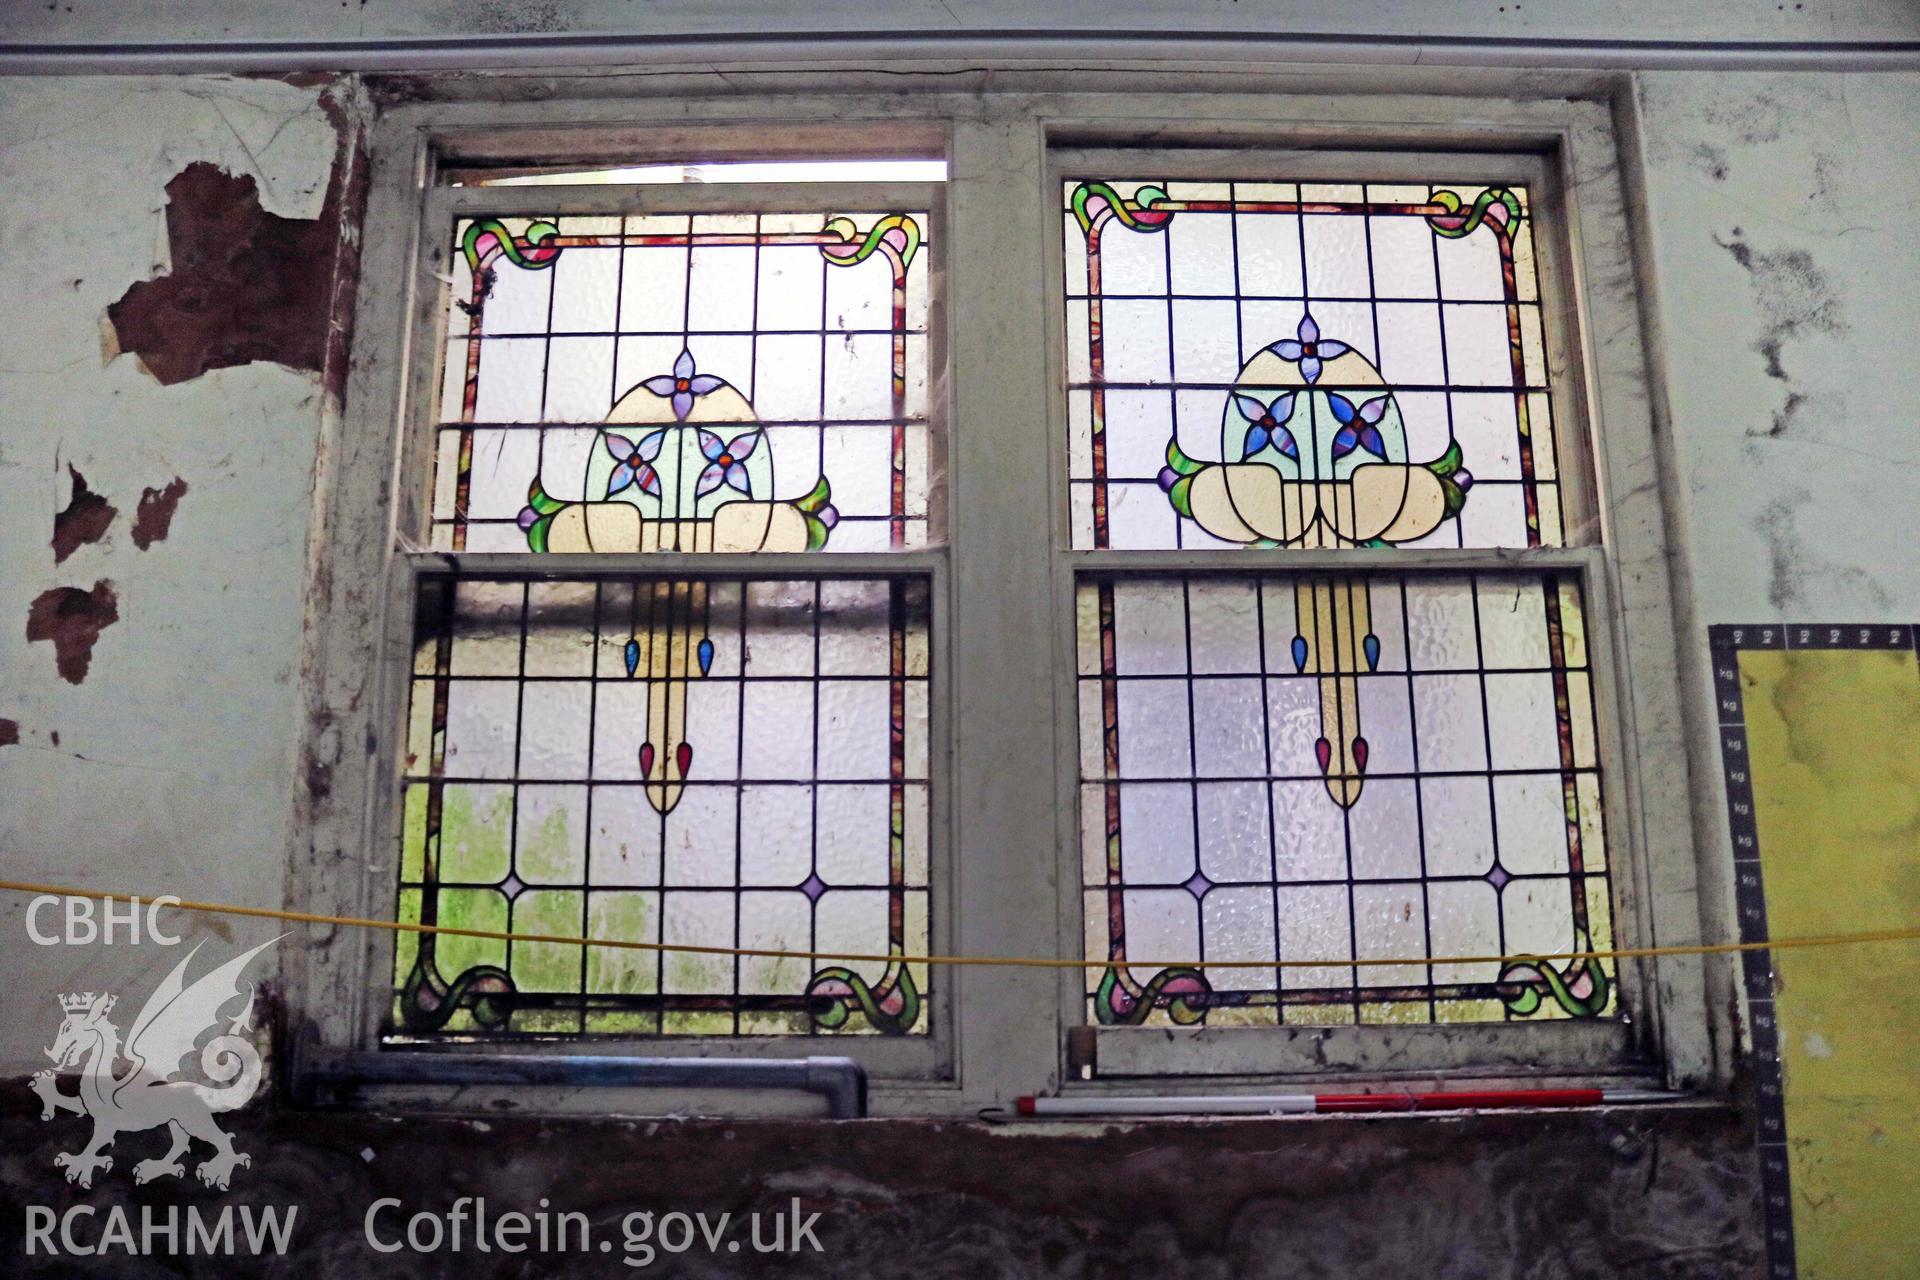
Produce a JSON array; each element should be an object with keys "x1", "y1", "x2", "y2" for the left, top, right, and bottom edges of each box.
[{"x1": 1716, "y1": 627, "x2": 1920, "y2": 1279}]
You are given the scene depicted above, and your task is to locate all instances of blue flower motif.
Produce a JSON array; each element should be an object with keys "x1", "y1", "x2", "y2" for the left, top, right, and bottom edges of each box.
[
  {"x1": 695, "y1": 429, "x2": 760, "y2": 497},
  {"x1": 1270, "y1": 314, "x2": 1351, "y2": 385},
  {"x1": 1229, "y1": 391, "x2": 1299, "y2": 461},
  {"x1": 640, "y1": 349, "x2": 726, "y2": 421},
  {"x1": 1327, "y1": 393, "x2": 1392, "y2": 461},
  {"x1": 604, "y1": 430, "x2": 664, "y2": 498}
]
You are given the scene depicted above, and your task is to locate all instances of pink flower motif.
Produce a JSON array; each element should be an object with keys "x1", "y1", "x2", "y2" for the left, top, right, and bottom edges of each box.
[
  {"x1": 604, "y1": 429, "x2": 664, "y2": 498},
  {"x1": 695, "y1": 429, "x2": 760, "y2": 497},
  {"x1": 640, "y1": 349, "x2": 726, "y2": 421}
]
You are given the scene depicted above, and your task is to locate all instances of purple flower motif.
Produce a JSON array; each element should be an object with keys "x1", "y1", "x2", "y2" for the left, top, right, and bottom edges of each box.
[
  {"x1": 1327, "y1": 393, "x2": 1392, "y2": 461},
  {"x1": 695, "y1": 429, "x2": 760, "y2": 498},
  {"x1": 640, "y1": 349, "x2": 726, "y2": 421},
  {"x1": 604, "y1": 429, "x2": 664, "y2": 498},
  {"x1": 1230, "y1": 391, "x2": 1300, "y2": 461},
  {"x1": 1270, "y1": 314, "x2": 1352, "y2": 385}
]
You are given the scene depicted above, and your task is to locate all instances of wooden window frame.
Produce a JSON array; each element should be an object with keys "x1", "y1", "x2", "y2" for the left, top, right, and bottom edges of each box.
[{"x1": 288, "y1": 83, "x2": 1721, "y2": 1115}]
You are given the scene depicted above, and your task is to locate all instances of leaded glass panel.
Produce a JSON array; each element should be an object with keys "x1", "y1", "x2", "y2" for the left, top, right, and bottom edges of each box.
[
  {"x1": 391, "y1": 574, "x2": 931, "y2": 1037},
  {"x1": 1076, "y1": 571, "x2": 1613, "y2": 1028},
  {"x1": 436, "y1": 211, "x2": 933, "y2": 553},
  {"x1": 1064, "y1": 180, "x2": 1558, "y2": 551}
]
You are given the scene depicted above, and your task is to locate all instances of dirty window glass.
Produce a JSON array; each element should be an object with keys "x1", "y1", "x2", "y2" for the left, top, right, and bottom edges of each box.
[
  {"x1": 392, "y1": 573, "x2": 932, "y2": 1038},
  {"x1": 1076, "y1": 571, "x2": 1612, "y2": 1028}
]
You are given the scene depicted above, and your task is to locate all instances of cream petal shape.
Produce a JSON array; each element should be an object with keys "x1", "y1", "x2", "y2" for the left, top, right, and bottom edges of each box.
[
  {"x1": 545, "y1": 502, "x2": 643, "y2": 553},
  {"x1": 1187, "y1": 465, "x2": 1323, "y2": 545},
  {"x1": 1329, "y1": 464, "x2": 1450, "y2": 543},
  {"x1": 709, "y1": 500, "x2": 813, "y2": 552}
]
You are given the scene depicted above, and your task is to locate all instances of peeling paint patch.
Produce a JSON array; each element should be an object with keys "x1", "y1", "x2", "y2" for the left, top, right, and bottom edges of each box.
[
  {"x1": 51, "y1": 465, "x2": 116, "y2": 564},
  {"x1": 0, "y1": 719, "x2": 18, "y2": 748},
  {"x1": 105, "y1": 82, "x2": 368, "y2": 396},
  {"x1": 107, "y1": 162, "x2": 340, "y2": 385},
  {"x1": 25, "y1": 581, "x2": 119, "y2": 685},
  {"x1": 131, "y1": 477, "x2": 189, "y2": 550}
]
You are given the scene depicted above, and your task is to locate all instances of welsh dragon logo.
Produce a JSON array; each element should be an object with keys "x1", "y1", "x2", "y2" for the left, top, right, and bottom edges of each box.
[{"x1": 31, "y1": 938, "x2": 278, "y2": 1190}]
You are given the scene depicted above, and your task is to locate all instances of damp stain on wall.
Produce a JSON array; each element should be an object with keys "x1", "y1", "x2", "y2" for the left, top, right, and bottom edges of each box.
[
  {"x1": 1710, "y1": 226, "x2": 1847, "y2": 386},
  {"x1": 24, "y1": 581, "x2": 119, "y2": 685}
]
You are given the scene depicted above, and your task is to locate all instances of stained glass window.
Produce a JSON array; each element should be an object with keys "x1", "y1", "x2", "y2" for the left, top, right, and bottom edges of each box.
[
  {"x1": 1065, "y1": 180, "x2": 1556, "y2": 552},
  {"x1": 436, "y1": 210, "x2": 932, "y2": 553},
  {"x1": 1064, "y1": 175, "x2": 1611, "y2": 1031},
  {"x1": 391, "y1": 574, "x2": 931, "y2": 1037},
  {"x1": 1077, "y1": 572, "x2": 1612, "y2": 1027}
]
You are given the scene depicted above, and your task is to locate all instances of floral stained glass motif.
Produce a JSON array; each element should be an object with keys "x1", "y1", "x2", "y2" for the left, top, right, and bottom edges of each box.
[
  {"x1": 437, "y1": 211, "x2": 932, "y2": 553},
  {"x1": 392, "y1": 574, "x2": 932, "y2": 1038},
  {"x1": 1077, "y1": 572, "x2": 1612, "y2": 1028},
  {"x1": 1065, "y1": 180, "x2": 1552, "y2": 552}
]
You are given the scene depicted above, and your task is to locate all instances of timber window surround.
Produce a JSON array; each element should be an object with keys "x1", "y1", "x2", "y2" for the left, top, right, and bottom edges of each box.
[{"x1": 297, "y1": 90, "x2": 1714, "y2": 1110}]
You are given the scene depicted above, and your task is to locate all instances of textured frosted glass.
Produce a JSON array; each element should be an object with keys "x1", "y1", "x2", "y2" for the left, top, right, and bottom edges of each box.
[
  {"x1": 1077, "y1": 571, "x2": 1615, "y2": 1027},
  {"x1": 394, "y1": 573, "x2": 931, "y2": 1038}
]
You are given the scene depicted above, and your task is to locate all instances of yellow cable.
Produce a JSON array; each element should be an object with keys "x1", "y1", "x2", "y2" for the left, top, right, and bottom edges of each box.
[{"x1": 3, "y1": 877, "x2": 1917, "y2": 972}]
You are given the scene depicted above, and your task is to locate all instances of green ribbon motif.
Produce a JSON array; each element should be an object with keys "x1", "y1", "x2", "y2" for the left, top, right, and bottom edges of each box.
[
  {"x1": 460, "y1": 217, "x2": 561, "y2": 276},
  {"x1": 1427, "y1": 188, "x2": 1523, "y2": 240},
  {"x1": 1497, "y1": 931, "x2": 1612, "y2": 1018},
  {"x1": 1070, "y1": 181, "x2": 1174, "y2": 237},
  {"x1": 399, "y1": 951, "x2": 517, "y2": 1032},
  {"x1": 806, "y1": 962, "x2": 922, "y2": 1035},
  {"x1": 1095, "y1": 964, "x2": 1212, "y2": 1026}
]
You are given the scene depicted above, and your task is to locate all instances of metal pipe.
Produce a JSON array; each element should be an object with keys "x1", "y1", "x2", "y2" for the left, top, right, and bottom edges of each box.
[
  {"x1": 295, "y1": 1048, "x2": 868, "y2": 1118},
  {"x1": 1, "y1": 32, "x2": 1917, "y2": 76}
]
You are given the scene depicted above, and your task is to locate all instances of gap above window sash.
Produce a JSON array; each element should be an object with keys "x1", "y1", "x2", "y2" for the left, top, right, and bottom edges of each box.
[
  {"x1": 439, "y1": 180, "x2": 946, "y2": 220},
  {"x1": 399, "y1": 550, "x2": 948, "y2": 579}
]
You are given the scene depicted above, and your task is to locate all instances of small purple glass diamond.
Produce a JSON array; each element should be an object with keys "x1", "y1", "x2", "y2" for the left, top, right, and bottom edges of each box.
[
  {"x1": 1486, "y1": 864, "x2": 1511, "y2": 892},
  {"x1": 800, "y1": 872, "x2": 828, "y2": 903},
  {"x1": 1183, "y1": 870, "x2": 1213, "y2": 899},
  {"x1": 500, "y1": 872, "x2": 525, "y2": 901}
]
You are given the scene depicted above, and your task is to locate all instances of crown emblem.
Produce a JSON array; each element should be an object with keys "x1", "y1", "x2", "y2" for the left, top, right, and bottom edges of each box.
[{"x1": 58, "y1": 992, "x2": 112, "y2": 1015}]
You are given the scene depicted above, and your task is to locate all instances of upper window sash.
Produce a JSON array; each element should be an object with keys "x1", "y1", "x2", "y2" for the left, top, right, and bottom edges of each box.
[
  {"x1": 1048, "y1": 146, "x2": 1597, "y2": 561},
  {"x1": 402, "y1": 179, "x2": 946, "y2": 561}
]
